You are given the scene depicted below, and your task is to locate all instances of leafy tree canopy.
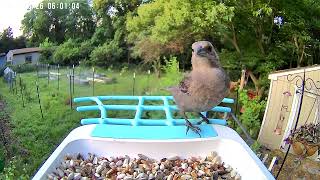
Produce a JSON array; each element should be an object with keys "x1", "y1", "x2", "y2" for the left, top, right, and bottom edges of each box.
[{"x1": 22, "y1": 0, "x2": 96, "y2": 46}]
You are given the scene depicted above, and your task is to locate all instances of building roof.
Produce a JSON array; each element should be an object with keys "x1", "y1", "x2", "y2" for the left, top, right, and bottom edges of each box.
[
  {"x1": 268, "y1": 65, "x2": 320, "y2": 80},
  {"x1": 9, "y1": 47, "x2": 41, "y2": 55}
]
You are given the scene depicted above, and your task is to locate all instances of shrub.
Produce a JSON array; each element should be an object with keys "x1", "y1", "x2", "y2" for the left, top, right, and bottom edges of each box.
[
  {"x1": 10, "y1": 64, "x2": 36, "y2": 73},
  {"x1": 53, "y1": 39, "x2": 86, "y2": 65},
  {"x1": 160, "y1": 56, "x2": 182, "y2": 88},
  {"x1": 0, "y1": 157, "x2": 29, "y2": 180},
  {"x1": 238, "y1": 89, "x2": 266, "y2": 139},
  {"x1": 90, "y1": 41, "x2": 124, "y2": 67},
  {"x1": 39, "y1": 38, "x2": 57, "y2": 64}
]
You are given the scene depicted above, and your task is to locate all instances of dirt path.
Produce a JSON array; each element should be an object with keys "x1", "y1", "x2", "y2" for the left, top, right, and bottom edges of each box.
[{"x1": 0, "y1": 99, "x2": 13, "y2": 157}]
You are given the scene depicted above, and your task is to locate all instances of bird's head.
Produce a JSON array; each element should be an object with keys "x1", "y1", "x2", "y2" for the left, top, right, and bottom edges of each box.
[{"x1": 191, "y1": 41, "x2": 220, "y2": 68}]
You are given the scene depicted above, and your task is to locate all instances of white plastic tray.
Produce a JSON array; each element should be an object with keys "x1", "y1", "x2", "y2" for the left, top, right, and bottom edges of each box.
[{"x1": 32, "y1": 125, "x2": 275, "y2": 180}]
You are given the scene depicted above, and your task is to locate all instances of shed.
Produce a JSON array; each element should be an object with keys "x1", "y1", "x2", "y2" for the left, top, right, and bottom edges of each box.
[
  {"x1": 258, "y1": 65, "x2": 320, "y2": 159},
  {"x1": 6, "y1": 47, "x2": 41, "y2": 65}
]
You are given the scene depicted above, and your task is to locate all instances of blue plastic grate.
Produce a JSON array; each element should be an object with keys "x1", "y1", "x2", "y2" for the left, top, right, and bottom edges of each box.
[{"x1": 73, "y1": 96, "x2": 234, "y2": 126}]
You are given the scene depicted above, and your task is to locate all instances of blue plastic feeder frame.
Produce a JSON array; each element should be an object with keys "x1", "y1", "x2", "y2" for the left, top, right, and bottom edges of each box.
[{"x1": 74, "y1": 96, "x2": 234, "y2": 139}]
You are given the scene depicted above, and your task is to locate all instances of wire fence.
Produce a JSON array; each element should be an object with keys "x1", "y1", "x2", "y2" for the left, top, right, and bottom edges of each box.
[
  {"x1": 2, "y1": 63, "x2": 243, "y2": 115},
  {"x1": 2, "y1": 63, "x2": 169, "y2": 120},
  {"x1": 2, "y1": 64, "x2": 243, "y2": 119}
]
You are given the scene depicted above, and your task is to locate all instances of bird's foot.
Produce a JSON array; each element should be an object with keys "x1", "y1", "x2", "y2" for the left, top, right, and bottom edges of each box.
[
  {"x1": 197, "y1": 113, "x2": 210, "y2": 125},
  {"x1": 185, "y1": 120, "x2": 201, "y2": 137}
]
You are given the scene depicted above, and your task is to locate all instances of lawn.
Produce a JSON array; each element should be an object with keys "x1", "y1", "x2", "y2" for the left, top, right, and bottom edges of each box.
[{"x1": 0, "y1": 66, "x2": 179, "y2": 178}]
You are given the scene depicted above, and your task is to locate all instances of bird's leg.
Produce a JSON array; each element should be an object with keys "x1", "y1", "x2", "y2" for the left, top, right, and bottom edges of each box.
[
  {"x1": 197, "y1": 112, "x2": 210, "y2": 125},
  {"x1": 183, "y1": 113, "x2": 201, "y2": 137}
]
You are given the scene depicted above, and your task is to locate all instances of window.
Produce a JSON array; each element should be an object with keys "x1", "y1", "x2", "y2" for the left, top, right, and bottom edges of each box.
[{"x1": 25, "y1": 55, "x2": 32, "y2": 64}]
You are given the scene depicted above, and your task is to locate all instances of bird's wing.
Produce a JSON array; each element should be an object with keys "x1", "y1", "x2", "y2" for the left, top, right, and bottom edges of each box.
[{"x1": 178, "y1": 74, "x2": 191, "y2": 95}]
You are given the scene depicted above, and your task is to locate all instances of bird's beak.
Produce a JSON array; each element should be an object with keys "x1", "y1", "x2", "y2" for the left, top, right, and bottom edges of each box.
[{"x1": 196, "y1": 46, "x2": 208, "y2": 57}]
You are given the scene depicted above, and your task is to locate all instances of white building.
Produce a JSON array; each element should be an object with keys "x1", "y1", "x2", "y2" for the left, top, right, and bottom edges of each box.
[{"x1": 6, "y1": 47, "x2": 41, "y2": 65}]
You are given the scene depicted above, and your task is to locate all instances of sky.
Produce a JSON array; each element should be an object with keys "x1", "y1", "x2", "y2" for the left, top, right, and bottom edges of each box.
[{"x1": 0, "y1": 0, "x2": 42, "y2": 37}]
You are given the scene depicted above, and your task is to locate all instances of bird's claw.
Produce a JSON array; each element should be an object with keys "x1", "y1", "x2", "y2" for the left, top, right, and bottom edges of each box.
[
  {"x1": 185, "y1": 120, "x2": 201, "y2": 137},
  {"x1": 197, "y1": 113, "x2": 210, "y2": 125}
]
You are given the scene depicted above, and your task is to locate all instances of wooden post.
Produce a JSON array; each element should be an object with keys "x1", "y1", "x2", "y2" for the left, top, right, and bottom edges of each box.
[
  {"x1": 147, "y1": 70, "x2": 150, "y2": 92},
  {"x1": 239, "y1": 69, "x2": 246, "y2": 90},
  {"x1": 132, "y1": 72, "x2": 136, "y2": 95},
  {"x1": 268, "y1": 157, "x2": 278, "y2": 171}
]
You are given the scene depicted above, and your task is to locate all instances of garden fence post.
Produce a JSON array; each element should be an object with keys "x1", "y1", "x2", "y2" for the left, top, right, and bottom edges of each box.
[
  {"x1": 57, "y1": 64, "x2": 60, "y2": 90},
  {"x1": 92, "y1": 67, "x2": 95, "y2": 96},
  {"x1": 112, "y1": 79, "x2": 115, "y2": 95},
  {"x1": 19, "y1": 75, "x2": 25, "y2": 108},
  {"x1": 132, "y1": 72, "x2": 136, "y2": 95},
  {"x1": 36, "y1": 63, "x2": 39, "y2": 80},
  {"x1": 36, "y1": 82, "x2": 44, "y2": 119},
  {"x1": 78, "y1": 65, "x2": 81, "y2": 83},
  {"x1": 72, "y1": 64, "x2": 75, "y2": 94},
  {"x1": 9, "y1": 72, "x2": 13, "y2": 93},
  {"x1": 47, "y1": 64, "x2": 50, "y2": 85},
  {"x1": 69, "y1": 72, "x2": 73, "y2": 110},
  {"x1": 147, "y1": 70, "x2": 150, "y2": 93},
  {"x1": 14, "y1": 72, "x2": 17, "y2": 95}
]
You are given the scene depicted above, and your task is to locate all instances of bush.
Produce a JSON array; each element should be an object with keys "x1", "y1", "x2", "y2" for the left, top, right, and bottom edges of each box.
[
  {"x1": 9, "y1": 64, "x2": 36, "y2": 73},
  {"x1": 238, "y1": 89, "x2": 266, "y2": 139},
  {"x1": 39, "y1": 38, "x2": 57, "y2": 64},
  {"x1": 0, "y1": 157, "x2": 29, "y2": 180},
  {"x1": 90, "y1": 41, "x2": 124, "y2": 67},
  {"x1": 53, "y1": 39, "x2": 83, "y2": 65},
  {"x1": 160, "y1": 56, "x2": 182, "y2": 88}
]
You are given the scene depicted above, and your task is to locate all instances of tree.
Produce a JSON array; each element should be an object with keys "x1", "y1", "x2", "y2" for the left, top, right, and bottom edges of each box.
[
  {"x1": 92, "y1": 0, "x2": 145, "y2": 65},
  {"x1": 22, "y1": 0, "x2": 95, "y2": 46},
  {"x1": 272, "y1": 0, "x2": 320, "y2": 67},
  {"x1": 65, "y1": 1, "x2": 96, "y2": 40},
  {"x1": 126, "y1": 0, "x2": 234, "y2": 76},
  {"x1": 0, "y1": 27, "x2": 14, "y2": 53},
  {"x1": 0, "y1": 27, "x2": 26, "y2": 54}
]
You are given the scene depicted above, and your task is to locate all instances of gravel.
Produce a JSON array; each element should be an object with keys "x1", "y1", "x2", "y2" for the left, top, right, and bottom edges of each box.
[{"x1": 47, "y1": 152, "x2": 241, "y2": 180}]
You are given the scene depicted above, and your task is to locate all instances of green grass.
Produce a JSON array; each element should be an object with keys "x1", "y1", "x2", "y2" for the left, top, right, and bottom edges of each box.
[{"x1": 0, "y1": 67, "x2": 179, "y2": 178}]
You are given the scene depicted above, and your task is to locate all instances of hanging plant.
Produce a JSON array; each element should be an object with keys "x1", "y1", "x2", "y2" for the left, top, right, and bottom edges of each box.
[{"x1": 284, "y1": 122, "x2": 320, "y2": 157}]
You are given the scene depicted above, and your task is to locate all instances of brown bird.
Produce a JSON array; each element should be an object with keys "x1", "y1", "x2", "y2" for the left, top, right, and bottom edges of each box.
[{"x1": 167, "y1": 41, "x2": 230, "y2": 136}]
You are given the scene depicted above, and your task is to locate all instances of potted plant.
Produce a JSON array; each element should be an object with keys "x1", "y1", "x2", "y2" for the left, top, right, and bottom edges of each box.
[{"x1": 284, "y1": 122, "x2": 320, "y2": 157}]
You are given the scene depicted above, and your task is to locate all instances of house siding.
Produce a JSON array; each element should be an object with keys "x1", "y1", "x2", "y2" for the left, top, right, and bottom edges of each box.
[
  {"x1": 6, "y1": 51, "x2": 13, "y2": 62},
  {"x1": 10, "y1": 52, "x2": 40, "y2": 65}
]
